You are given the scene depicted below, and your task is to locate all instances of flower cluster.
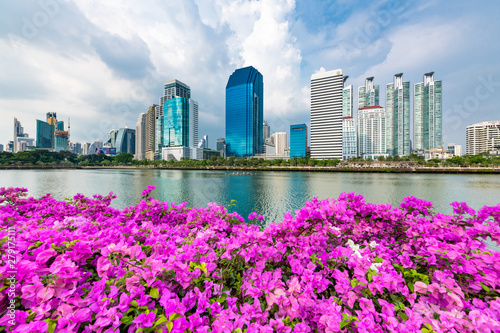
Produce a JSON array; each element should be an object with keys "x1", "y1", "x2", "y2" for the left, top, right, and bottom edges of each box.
[{"x1": 0, "y1": 186, "x2": 499, "y2": 332}]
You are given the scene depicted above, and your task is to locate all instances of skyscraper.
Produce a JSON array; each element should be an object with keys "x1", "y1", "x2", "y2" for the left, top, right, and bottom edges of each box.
[
  {"x1": 263, "y1": 121, "x2": 271, "y2": 141},
  {"x1": 13, "y1": 118, "x2": 34, "y2": 153},
  {"x1": 225, "y1": 66, "x2": 263, "y2": 157},
  {"x1": 290, "y1": 124, "x2": 307, "y2": 158},
  {"x1": 157, "y1": 80, "x2": 198, "y2": 155},
  {"x1": 310, "y1": 69, "x2": 343, "y2": 159},
  {"x1": 414, "y1": 72, "x2": 442, "y2": 150},
  {"x1": 115, "y1": 128, "x2": 135, "y2": 155},
  {"x1": 135, "y1": 113, "x2": 147, "y2": 160},
  {"x1": 342, "y1": 79, "x2": 356, "y2": 160},
  {"x1": 386, "y1": 73, "x2": 410, "y2": 156},
  {"x1": 357, "y1": 106, "x2": 387, "y2": 159},
  {"x1": 271, "y1": 132, "x2": 288, "y2": 157},
  {"x1": 358, "y1": 77, "x2": 380, "y2": 109},
  {"x1": 36, "y1": 112, "x2": 68, "y2": 151},
  {"x1": 145, "y1": 104, "x2": 157, "y2": 161}
]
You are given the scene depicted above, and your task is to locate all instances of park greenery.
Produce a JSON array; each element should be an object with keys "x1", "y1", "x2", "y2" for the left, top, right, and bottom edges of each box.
[
  {"x1": 0, "y1": 150, "x2": 500, "y2": 168},
  {"x1": 0, "y1": 186, "x2": 499, "y2": 331}
]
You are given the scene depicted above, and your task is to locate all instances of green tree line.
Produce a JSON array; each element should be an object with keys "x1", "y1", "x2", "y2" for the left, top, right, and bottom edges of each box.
[{"x1": 0, "y1": 150, "x2": 499, "y2": 168}]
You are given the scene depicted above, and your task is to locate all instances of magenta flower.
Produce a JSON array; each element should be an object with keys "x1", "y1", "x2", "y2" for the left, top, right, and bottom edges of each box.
[{"x1": 133, "y1": 312, "x2": 156, "y2": 327}]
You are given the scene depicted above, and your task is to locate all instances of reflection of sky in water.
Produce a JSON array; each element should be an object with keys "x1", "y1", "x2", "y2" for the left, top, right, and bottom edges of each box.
[{"x1": 1, "y1": 169, "x2": 499, "y2": 249}]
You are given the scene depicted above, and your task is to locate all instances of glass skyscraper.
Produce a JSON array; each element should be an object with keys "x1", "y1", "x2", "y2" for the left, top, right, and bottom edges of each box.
[
  {"x1": 225, "y1": 66, "x2": 263, "y2": 157},
  {"x1": 342, "y1": 81, "x2": 357, "y2": 160},
  {"x1": 414, "y1": 72, "x2": 442, "y2": 150},
  {"x1": 358, "y1": 77, "x2": 380, "y2": 109},
  {"x1": 115, "y1": 128, "x2": 136, "y2": 155},
  {"x1": 36, "y1": 112, "x2": 68, "y2": 151},
  {"x1": 156, "y1": 80, "x2": 198, "y2": 157},
  {"x1": 386, "y1": 74, "x2": 410, "y2": 156},
  {"x1": 290, "y1": 124, "x2": 307, "y2": 158}
]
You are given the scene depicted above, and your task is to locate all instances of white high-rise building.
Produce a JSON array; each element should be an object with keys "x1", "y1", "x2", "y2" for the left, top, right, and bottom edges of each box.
[
  {"x1": 357, "y1": 106, "x2": 387, "y2": 159},
  {"x1": 447, "y1": 143, "x2": 462, "y2": 157},
  {"x1": 135, "y1": 113, "x2": 147, "y2": 160},
  {"x1": 271, "y1": 132, "x2": 288, "y2": 157},
  {"x1": 310, "y1": 69, "x2": 343, "y2": 159},
  {"x1": 466, "y1": 121, "x2": 500, "y2": 155}
]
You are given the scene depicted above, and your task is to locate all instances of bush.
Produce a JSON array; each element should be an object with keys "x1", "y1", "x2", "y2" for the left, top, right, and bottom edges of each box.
[{"x1": 1, "y1": 188, "x2": 500, "y2": 332}]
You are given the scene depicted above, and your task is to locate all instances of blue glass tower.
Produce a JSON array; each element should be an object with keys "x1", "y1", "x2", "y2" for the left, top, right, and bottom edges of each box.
[
  {"x1": 290, "y1": 124, "x2": 307, "y2": 158},
  {"x1": 163, "y1": 98, "x2": 190, "y2": 147},
  {"x1": 225, "y1": 66, "x2": 263, "y2": 157},
  {"x1": 115, "y1": 128, "x2": 136, "y2": 154}
]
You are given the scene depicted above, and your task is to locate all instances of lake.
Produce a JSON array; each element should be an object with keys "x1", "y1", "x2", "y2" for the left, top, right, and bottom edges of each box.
[{"x1": 1, "y1": 168, "x2": 499, "y2": 225}]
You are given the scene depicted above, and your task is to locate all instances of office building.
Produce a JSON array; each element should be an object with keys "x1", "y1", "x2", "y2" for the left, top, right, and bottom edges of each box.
[
  {"x1": 310, "y1": 69, "x2": 343, "y2": 159},
  {"x1": 447, "y1": 143, "x2": 462, "y2": 157},
  {"x1": 342, "y1": 80, "x2": 356, "y2": 160},
  {"x1": 198, "y1": 135, "x2": 208, "y2": 149},
  {"x1": 108, "y1": 130, "x2": 117, "y2": 148},
  {"x1": 7, "y1": 141, "x2": 14, "y2": 153},
  {"x1": 466, "y1": 121, "x2": 500, "y2": 155},
  {"x1": 115, "y1": 128, "x2": 135, "y2": 155},
  {"x1": 145, "y1": 105, "x2": 157, "y2": 161},
  {"x1": 290, "y1": 124, "x2": 307, "y2": 158},
  {"x1": 89, "y1": 139, "x2": 103, "y2": 154},
  {"x1": 357, "y1": 106, "x2": 387, "y2": 159},
  {"x1": 263, "y1": 121, "x2": 271, "y2": 141},
  {"x1": 386, "y1": 73, "x2": 410, "y2": 156},
  {"x1": 156, "y1": 80, "x2": 198, "y2": 156},
  {"x1": 216, "y1": 138, "x2": 226, "y2": 157},
  {"x1": 414, "y1": 72, "x2": 442, "y2": 150},
  {"x1": 358, "y1": 77, "x2": 380, "y2": 109},
  {"x1": 0, "y1": 144, "x2": 3, "y2": 152},
  {"x1": 271, "y1": 132, "x2": 288, "y2": 157},
  {"x1": 135, "y1": 113, "x2": 147, "y2": 160},
  {"x1": 69, "y1": 142, "x2": 82, "y2": 155},
  {"x1": 36, "y1": 112, "x2": 68, "y2": 151},
  {"x1": 225, "y1": 66, "x2": 264, "y2": 157}
]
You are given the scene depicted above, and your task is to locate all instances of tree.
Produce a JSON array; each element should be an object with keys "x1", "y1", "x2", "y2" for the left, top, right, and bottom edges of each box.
[{"x1": 115, "y1": 153, "x2": 134, "y2": 165}]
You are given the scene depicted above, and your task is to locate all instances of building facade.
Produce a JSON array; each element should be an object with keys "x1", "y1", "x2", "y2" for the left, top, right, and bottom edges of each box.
[
  {"x1": 263, "y1": 121, "x2": 270, "y2": 141},
  {"x1": 466, "y1": 121, "x2": 500, "y2": 155},
  {"x1": 386, "y1": 73, "x2": 410, "y2": 156},
  {"x1": 135, "y1": 113, "x2": 147, "y2": 160},
  {"x1": 310, "y1": 69, "x2": 343, "y2": 159},
  {"x1": 145, "y1": 104, "x2": 157, "y2": 161},
  {"x1": 290, "y1": 124, "x2": 307, "y2": 158},
  {"x1": 447, "y1": 143, "x2": 462, "y2": 157},
  {"x1": 156, "y1": 80, "x2": 198, "y2": 157},
  {"x1": 270, "y1": 132, "x2": 288, "y2": 157},
  {"x1": 358, "y1": 77, "x2": 380, "y2": 109},
  {"x1": 225, "y1": 66, "x2": 264, "y2": 157},
  {"x1": 115, "y1": 128, "x2": 136, "y2": 155},
  {"x1": 36, "y1": 112, "x2": 68, "y2": 151},
  {"x1": 342, "y1": 82, "x2": 356, "y2": 160},
  {"x1": 357, "y1": 106, "x2": 387, "y2": 159},
  {"x1": 414, "y1": 72, "x2": 442, "y2": 150}
]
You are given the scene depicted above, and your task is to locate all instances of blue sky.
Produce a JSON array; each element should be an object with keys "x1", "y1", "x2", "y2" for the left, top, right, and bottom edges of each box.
[{"x1": 1, "y1": 0, "x2": 499, "y2": 150}]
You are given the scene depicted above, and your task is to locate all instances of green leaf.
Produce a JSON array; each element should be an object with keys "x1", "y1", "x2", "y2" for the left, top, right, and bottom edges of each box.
[
  {"x1": 150, "y1": 287, "x2": 159, "y2": 299},
  {"x1": 45, "y1": 319, "x2": 57, "y2": 333},
  {"x1": 153, "y1": 315, "x2": 167, "y2": 328},
  {"x1": 480, "y1": 282, "x2": 490, "y2": 292},
  {"x1": 166, "y1": 322, "x2": 173, "y2": 332},
  {"x1": 169, "y1": 313, "x2": 182, "y2": 321},
  {"x1": 121, "y1": 316, "x2": 133, "y2": 325}
]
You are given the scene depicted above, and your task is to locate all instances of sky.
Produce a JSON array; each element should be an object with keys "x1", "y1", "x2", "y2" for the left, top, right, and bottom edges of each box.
[{"x1": 1, "y1": 0, "x2": 499, "y2": 150}]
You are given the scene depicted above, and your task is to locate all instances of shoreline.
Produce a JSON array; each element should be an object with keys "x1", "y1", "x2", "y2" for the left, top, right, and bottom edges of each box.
[{"x1": 1, "y1": 165, "x2": 499, "y2": 174}]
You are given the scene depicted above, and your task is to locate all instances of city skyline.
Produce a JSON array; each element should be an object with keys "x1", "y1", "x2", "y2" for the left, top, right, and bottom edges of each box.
[{"x1": 1, "y1": 1, "x2": 500, "y2": 150}]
